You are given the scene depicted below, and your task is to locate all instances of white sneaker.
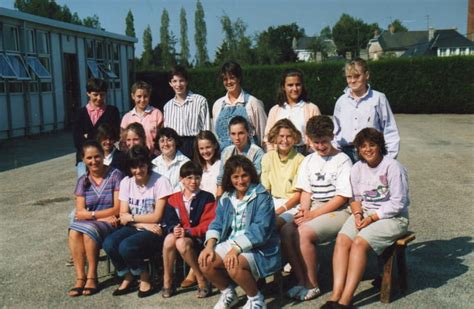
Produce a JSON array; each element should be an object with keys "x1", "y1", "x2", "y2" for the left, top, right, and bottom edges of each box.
[
  {"x1": 214, "y1": 288, "x2": 238, "y2": 309},
  {"x1": 243, "y1": 293, "x2": 266, "y2": 309}
]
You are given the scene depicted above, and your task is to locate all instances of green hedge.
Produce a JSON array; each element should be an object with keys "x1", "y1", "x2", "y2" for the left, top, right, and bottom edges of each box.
[{"x1": 137, "y1": 56, "x2": 474, "y2": 114}]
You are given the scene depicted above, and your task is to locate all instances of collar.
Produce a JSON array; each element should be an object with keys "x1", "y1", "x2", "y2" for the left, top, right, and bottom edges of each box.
[
  {"x1": 344, "y1": 85, "x2": 372, "y2": 101},
  {"x1": 221, "y1": 183, "x2": 266, "y2": 202},
  {"x1": 233, "y1": 142, "x2": 251, "y2": 155},
  {"x1": 283, "y1": 100, "x2": 305, "y2": 108},
  {"x1": 277, "y1": 148, "x2": 297, "y2": 162},
  {"x1": 86, "y1": 103, "x2": 105, "y2": 112},
  {"x1": 223, "y1": 90, "x2": 246, "y2": 105},
  {"x1": 131, "y1": 105, "x2": 153, "y2": 116},
  {"x1": 182, "y1": 190, "x2": 199, "y2": 202},
  {"x1": 152, "y1": 150, "x2": 188, "y2": 167},
  {"x1": 172, "y1": 91, "x2": 193, "y2": 106}
]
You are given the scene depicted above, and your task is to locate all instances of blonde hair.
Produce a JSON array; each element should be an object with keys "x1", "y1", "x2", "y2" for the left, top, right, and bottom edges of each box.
[
  {"x1": 267, "y1": 118, "x2": 302, "y2": 145},
  {"x1": 344, "y1": 57, "x2": 368, "y2": 76}
]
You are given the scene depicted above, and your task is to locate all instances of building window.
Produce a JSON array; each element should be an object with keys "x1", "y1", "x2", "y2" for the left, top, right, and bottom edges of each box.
[
  {"x1": 87, "y1": 59, "x2": 102, "y2": 79},
  {"x1": 26, "y1": 29, "x2": 35, "y2": 53},
  {"x1": 0, "y1": 54, "x2": 17, "y2": 78},
  {"x1": 5, "y1": 25, "x2": 19, "y2": 51},
  {"x1": 6, "y1": 54, "x2": 31, "y2": 80},
  {"x1": 29, "y1": 82, "x2": 38, "y2": 92},
  {"x1": 86, "y1": 39, "x2": 94, "y2": 58},
  {"x1": 41, "y1": 82, "x2": 52, "y2": 92},
  {"x1": 26, "y1": 56, "x2": 51, "y2": 79},
  {"x1": 96, "y1": 41, "x2": 104, "y2": 59},
  {"x1": 98, "y1": 63, "x2": 118, "y2": 79},
  {"x1": 8, "y1": 81, "x2": 23, "y2": 93},
  {"x1": 36, "y1": 31, "x2": 49, "y2": 54},
  {"x1": 0, "y1": 24, "x2": 4, "y2": 51},
  {"x1": 113, "y1": 44, "x2": 120, "y2": 61},
  {"x1": 0, "y1": 80, "x2": 5, "y2": 93}
]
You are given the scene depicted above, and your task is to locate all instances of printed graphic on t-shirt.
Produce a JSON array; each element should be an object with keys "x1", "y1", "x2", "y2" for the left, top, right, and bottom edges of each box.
[
  {"x1": 360, "y1": 175, "x2": 389, "y2": 202},
  {"x1": 309, "y1": 171, "x2": 337, "y2": 201},
  {"x1": 128, "y1": 198, "x2": 155, "y2": 215}
]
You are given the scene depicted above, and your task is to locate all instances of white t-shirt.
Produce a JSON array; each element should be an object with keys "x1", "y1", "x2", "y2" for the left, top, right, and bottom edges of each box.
[
  {"x1": 119, "y1": 172, "x2": 172, "y2": 215},
  {"x1": 200, "y1": 160, "x2": 221, "y2": 197},
  {"x1": 151, "y1": 151, "x2": 190, "y2": 193},
  {"x1": 295, "y1": 151, "x2": 353, "y2": 201}
]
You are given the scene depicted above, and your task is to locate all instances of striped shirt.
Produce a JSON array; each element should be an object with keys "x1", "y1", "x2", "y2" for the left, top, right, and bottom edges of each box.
[
  {"x1": 295, "y1": 152, "x2": 352, "y2": 202},
  {"x1": 163, "y1": 91, "x2": 211, "y2": 136}
]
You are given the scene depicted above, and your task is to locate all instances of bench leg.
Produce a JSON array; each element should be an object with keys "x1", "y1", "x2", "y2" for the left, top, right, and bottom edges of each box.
[
  {"x1": 380, "y1": 246, "x2": 395, "y2": 303},
  {"x1": 396, "y1": 246, "x2": 408, "y2": 293}
]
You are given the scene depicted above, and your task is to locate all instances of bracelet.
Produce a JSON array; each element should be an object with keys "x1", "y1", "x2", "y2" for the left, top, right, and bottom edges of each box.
[
  {"x1": 91, "y1": 211, "x2": 96, "y2": 220},
  {"x1": 131, "y1": 214, "x2": 135, "y2": 222},
  {"x1": 353, "y1": 211, "x2": 363, "y2": 217}
]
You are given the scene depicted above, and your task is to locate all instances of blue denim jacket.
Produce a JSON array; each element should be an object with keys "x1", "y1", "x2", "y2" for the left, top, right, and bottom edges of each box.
[{"x1": 205, "y1": 184, "x2": 281, "y2": 277}]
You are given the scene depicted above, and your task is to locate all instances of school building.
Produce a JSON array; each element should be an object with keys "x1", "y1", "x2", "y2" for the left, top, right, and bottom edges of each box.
[{"x1": 0, "y1": 7, "x2": 137, "y2": 140}]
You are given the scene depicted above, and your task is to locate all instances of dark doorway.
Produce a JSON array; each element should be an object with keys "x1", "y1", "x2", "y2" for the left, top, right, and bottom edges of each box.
[{"x1": 63, "y1": 53, "x2": 80, "y2": 129}]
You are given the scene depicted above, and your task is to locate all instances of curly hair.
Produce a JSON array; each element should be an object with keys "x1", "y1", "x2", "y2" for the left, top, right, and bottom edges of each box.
[
  {"x1": 353, "y1": 128, "x2": 387, "y2": 160},
  {"x1": 267, "y1": 118, "x2": 302, "y2": 145},
  {"x1": 221, "y1": 155, "x2": 259, "y2": 193}
]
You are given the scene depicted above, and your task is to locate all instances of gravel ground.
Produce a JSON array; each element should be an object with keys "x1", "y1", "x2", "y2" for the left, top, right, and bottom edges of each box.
[{"x1": 0, "y1": 114, "x2": 472, "y2": 308}]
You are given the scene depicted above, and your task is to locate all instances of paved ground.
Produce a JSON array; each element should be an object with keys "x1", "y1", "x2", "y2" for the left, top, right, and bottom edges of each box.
[{"x1": 0, "y1": 114, "x2": 473, "y2": 308}]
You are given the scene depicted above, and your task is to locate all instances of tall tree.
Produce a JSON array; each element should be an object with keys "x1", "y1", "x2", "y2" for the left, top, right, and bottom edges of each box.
[
  {"x1": 254, "y1": 23, "x2": 305, "y2": 64},
  {"x1": 320, "y1": 26, "x2": 332, "y2": 39},
  {"x1": 83, "y1": 14, "x2": 101, "y2": 29},
  {"x1": 389, "y1": 19, "x2": 408, "y2": 32},
  {"x1": 215, "y1": 15, "x2": 253, "y2": 65},
  {"x1": 194, "y1": 0, "x2": 208, "y2": 66},
  {"x1": 160, "y1": 9, "x2": 176, "y2": 69},
  {"x1": 125, "y1": 10, "x2": 136, "y2": 37},
  {"x1": 141, "y1": 25, "x2": 153, "y2": 69},
  {"x1": 179, "y1": 7, "x2": 190, "y2": 66},
  {"x1": 332, "y1": 13, "x2": 380, "y2": 57}
]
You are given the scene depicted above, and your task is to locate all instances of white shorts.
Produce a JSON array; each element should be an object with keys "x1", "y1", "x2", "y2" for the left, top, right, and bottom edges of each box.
[
  {"x1": 215, "y1": 240, "x2": 259, "y2": 279},
  {"x1": 273, "y1": 198, "x2": 300, "y2": 223}
]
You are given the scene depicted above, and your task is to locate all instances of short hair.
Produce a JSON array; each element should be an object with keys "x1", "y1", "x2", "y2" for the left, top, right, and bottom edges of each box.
[
  {"x1": 126, "y1": 144, "x2": 152, "y2": 174},
  {"x1": 220, "y1": 61, "x2": 242, "y2": 82},
  {"x1": 123, "y1": 123, "x2": 146, "y2": 146},
  {"x1": 344, "y1": 57, "x2": 369, "y2": 76},
  {"x1": 180, "y1": 161, "x2": 203, "y2": 178},
  {"x1": 86, "y1": 78, "x2": 108, "y2": 93},
  {"x1": 96, "y1": 123, "x2": 119, "y2": 143},
  {"x1": 353, "y1": 128, "x2": 387, "y2": 159},
  {"x1": 81, "y1": 139, "x2": 104, "y2": 158},
  {"x1": 169, "y1": 65, "x2": 189, "y2": 81},
  {"x1": 228, "y1": 116, "x2": 250, "y2": 132},
  {"x1": 275, "y1": 68, "x2": 309, "y2": 106},
  {"x1": 131, "y1": 80, "x2": 152, "y2": 95},
  {"x1": 155, "y1": 127, "x2": 182, "y2": 151},
  {"x1": 306, "y1": 115, "x2": 334, "y2": 141},
  {"x1": 267, "y1": 118, "x2": 302, "y2": 145},
  {"x1": 221, "y1": 155, "x2": 259, "y2": 193},
  {"x1": 193, "y1": 130, "x2": 221, "y2": 168}
]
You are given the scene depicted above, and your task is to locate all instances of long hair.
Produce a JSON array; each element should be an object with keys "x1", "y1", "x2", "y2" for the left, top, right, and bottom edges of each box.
[
  {"x1": 193, "y1": 130, "x2": 220, "y2": 169},
  {"x1": 81, "y1": 140, "x2": 105, "y2": 190},
  {"x1": 221, "y1": 155, "x2": 259, "y2": 193},
  {"x1": 275, "y1": 68, "x2": 309, "y2": 106}
]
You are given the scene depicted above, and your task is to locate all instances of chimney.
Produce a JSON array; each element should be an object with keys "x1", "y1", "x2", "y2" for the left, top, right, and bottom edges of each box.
[
  {"x1": 389, "y1": 24, "x2": 395, "y2": 34},
  {"x1": 468, "y1": 0, "x2": 474, "y2": 41},
  {"x1": 428, "y1": 27, "x2": 435, "y2": 40},
  {"x1": 374, "y1": 29, "x2": 380, "y2": 38}
]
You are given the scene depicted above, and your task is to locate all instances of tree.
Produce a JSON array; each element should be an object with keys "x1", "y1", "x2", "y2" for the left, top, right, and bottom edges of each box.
[
  {"x1": 140, "y1": 25, "x2": 153, "y2": 70},
  {"x1": 194, "y1": 0, "x2": 208, "y2": 66},
  {"x1": 179, "y1": 7, "x2": 190, "y2": 66},
  {"x1": 215, "y1": 15, "x2": 253, "y2": 65},
  {"x1": 389, "y1": 19, "x2": 408, "y2": 32},
  {"x1": 332, "y1": 13, "x2": 380, "y2": 57},
  {"x1": 320, "y1": 26, "x2": 332, "y2": 39},
  {"x1": 254, "y1": 23, "x2": 305, "y2": 64},
  {"x1": 83, "y1": 14, "x2": 101, "y2": 29},
  {"x1": 125, "y1": 10, "x2": 136, "y2": 37},
  {"x1": 160, "y1": 9, "x2": 176, "y2": 69}
]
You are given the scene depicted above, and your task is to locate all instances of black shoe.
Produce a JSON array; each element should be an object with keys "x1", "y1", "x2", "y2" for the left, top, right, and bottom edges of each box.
[
  {"x1": 321, "y1": 301, "x2": 338, "y2": 309},
  {"x1": 137, "y1": 286, "x2": 155, "y2": 298},
  {"x1": 112, "y1": 282, "x2": 138, "y2": 296}
]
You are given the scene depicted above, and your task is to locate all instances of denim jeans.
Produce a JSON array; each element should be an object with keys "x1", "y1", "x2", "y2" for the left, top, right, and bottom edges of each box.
[
  {"x1": 341, "y1": 145, "x2": 359, "y2": 164},
  {"x1": 103, "y1": 226, "x2": 165, "y2": 277}
]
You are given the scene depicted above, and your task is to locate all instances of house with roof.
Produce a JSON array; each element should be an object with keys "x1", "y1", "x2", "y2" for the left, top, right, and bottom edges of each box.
[
  {"x1": 367, "y1": 27, "x2": 474, "y2": 60},
  {"x1": 0, "y1": 7, "x2": 137, "y2": 140},
  {"x1": 292, "y1": 36, "x2": 338, "y2": 62}
]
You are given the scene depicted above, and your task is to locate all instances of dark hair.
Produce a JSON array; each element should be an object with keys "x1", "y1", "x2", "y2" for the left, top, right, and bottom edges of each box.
[
  {"x1": 275, "y1": 68, "x2": 309, "y2": 106},
  {"x1": 169, "y1": 65, "x2": 189, "y2": 82},
  {"x1": 131, "y1": 80, "x2": 152, "y2": 95},
  {"x1": 306, "y1": 115, "x2": 334, "y2": 142},
  {"x1": 193, "y1": 130, "x2": 220, "y2": 168},
  {"x1": 180, "y1": 161, "x2": 203, "y2": 178},
  {"x1": 86, "y1": 78, "x2": 108, "y2": 93},
  {"x1": 228, "y1": 116, "x2": 250, "y2": 132},
  {"x1": 267, "y1": 118, "x2": 302, "y2": 145},
  {"x1": 81, "y1": 140, "x2": 105, "y2": 190},
  {"x1": 154, "y1": 127, "x2": 182, "y2": 152},
  {"x1": 96, "y1": 123, "x2": 119, "y2": 143},
  {"x1": 123, "y1": 122, "x2": 146, "y2": 149},
  {"x1": 126, "y1": 144, "x2": 152, "y2": 175},
  {"x1": 221, "y1": 155, "x2": 259, "y2": 193},
  {"x1": 220, "y1": 61, "x2": 242, "y2": 83},
  {"x1": 353, "y1": 128, "x2": 387, "y2": 160}
]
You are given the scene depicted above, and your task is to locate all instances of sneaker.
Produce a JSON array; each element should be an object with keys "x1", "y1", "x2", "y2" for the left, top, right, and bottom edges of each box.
[
  {"x1": 243, "y1": 293, "x2": 266, "y2": 309},
  {"x1": 213, "y1": 288, "x2": 238, "y2": 309}
]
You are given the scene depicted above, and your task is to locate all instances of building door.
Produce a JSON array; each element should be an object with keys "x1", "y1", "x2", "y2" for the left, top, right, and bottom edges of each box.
[{"x1": 63, "y1": 53, "x2": 79, "y2": 129}]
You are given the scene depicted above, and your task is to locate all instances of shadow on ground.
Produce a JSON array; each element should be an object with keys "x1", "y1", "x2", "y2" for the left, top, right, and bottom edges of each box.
[{"x1": 0, "y1": 130, "x2": 74, "y2": 172}]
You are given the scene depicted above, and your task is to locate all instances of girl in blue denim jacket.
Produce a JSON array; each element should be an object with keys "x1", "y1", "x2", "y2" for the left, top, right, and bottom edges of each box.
[{"x1": 199, "y1": 155, "x2": 281, "y2": 309}]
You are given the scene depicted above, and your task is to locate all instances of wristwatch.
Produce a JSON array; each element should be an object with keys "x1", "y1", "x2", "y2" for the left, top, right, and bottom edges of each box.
[
  {"x1": 131, "y1": 214, "x2": 135, "y2": 222},
  {"x1": 91, "y1": 211, "x2": 96, "y2": 220}
]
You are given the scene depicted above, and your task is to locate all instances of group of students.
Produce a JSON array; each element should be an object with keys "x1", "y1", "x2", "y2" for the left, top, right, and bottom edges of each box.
[{"x1": 68, "y1": 58, "x2": 409, "y2": 309}]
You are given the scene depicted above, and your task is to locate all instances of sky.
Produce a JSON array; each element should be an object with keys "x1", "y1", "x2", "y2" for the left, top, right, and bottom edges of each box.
[{"x1": 1, "y1": 0, "x2": 469, "y2": 61}]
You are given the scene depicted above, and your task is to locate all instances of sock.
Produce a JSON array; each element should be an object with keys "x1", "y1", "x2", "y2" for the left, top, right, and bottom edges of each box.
[
  {"x1": 248, "y1": 291, "x2": 263, "y2": 300},
  {"x1": 221, "y1": 285, "x2": 234, "y2": 294}
]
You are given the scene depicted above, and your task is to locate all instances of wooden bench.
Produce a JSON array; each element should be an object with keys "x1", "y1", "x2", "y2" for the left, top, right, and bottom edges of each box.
[{"x1": 380, "y1": 231, "x2": 416, "y2": 303}]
